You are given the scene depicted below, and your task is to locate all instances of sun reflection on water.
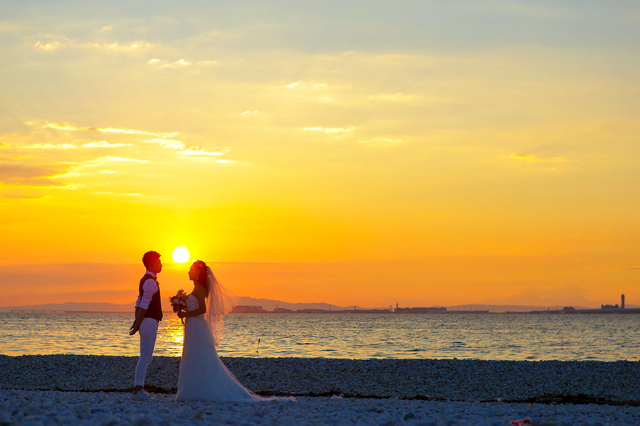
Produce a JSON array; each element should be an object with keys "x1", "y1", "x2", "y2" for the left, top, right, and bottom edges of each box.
[
  {"x1": 1, "y1": 312, "x2": 639, "y2": 361},
  {"x1": 162, "y1": 316, "x2": 185, "y2": 357}
]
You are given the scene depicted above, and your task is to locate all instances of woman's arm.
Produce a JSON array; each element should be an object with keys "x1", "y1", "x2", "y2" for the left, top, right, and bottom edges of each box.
[{"x1": 179, "y1": 289, "x2": 207, "y2": 317}]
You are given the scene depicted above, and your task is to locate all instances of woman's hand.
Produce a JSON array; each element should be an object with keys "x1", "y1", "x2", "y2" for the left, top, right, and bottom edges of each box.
[{"x1": 178, "y1": 311, "x2": 187, "y2": 319}]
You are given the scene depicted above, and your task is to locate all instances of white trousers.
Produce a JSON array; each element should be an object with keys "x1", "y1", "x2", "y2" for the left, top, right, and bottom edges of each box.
[{"x1": 134, "y1": 317, "x2": 158, "y2": 387}]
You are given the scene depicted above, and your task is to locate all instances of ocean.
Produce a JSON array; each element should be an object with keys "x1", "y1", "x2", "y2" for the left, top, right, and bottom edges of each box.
[{"x1": 1, "y1": 312, "x2": 638, "y2": 361}]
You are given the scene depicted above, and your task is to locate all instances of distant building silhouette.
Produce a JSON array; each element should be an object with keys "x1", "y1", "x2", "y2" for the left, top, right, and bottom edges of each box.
[
  {"x1": 622, "y1": 294, "x2": 625, "y2": 309},
  {"x1": 232, "y1": 305, "x2": 266, "y2": 313},
  {"x1": 601, "y1": 303, "x2": 620, "y2": 311}
]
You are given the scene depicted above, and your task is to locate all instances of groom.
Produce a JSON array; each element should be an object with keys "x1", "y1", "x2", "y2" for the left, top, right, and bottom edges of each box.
[{"x1": 129, "y1": 250, "x2": 163, "y2": 400}]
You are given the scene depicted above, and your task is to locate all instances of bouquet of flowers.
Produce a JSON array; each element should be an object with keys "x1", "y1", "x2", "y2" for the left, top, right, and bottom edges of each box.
[{"x1": 169, "y1": 289, "x2": 188, "y2": 323}]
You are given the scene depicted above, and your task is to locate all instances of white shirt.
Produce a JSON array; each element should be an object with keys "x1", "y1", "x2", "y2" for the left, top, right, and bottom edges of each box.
[{"x1": 135, "y1": 270, "x2": 158, "y2": 310}]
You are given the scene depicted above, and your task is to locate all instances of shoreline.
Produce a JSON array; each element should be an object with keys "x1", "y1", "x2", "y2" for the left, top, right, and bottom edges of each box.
[
  {"x1": 2, "y1": 356, "x2": 640, "y2": 425},
  {"x1": 2, "y1": 355, "x2": 639, "y2": 403}
]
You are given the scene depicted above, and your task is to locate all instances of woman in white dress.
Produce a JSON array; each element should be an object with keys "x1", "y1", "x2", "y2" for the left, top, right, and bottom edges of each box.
[{"x1": 176, "y1": 260, "x2": 282, "y2": 402}]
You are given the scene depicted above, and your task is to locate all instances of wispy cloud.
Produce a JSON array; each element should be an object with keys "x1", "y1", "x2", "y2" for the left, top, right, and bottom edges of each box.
[
  {"x1": 38, "y1": 122, "x2": 95, "y2": 131},
  {"x1": 20, "y1": 141, "x2": 129, "y2": 150},
  {"x1": 240, "y1": 110, "x2": 259, "y2": 117},
  {"x1": 303, "y1": 126, "x2": 356, "y2": 134},
  {"x1": 82, "y1": 141, "x2": 130, "y2": 148},
  {"x1": 178, "y1": 148, "x2": 223, "y2": 157},
  {"x1": 147, "y1": 58, "x2": 190, "y2": 68},
  {"x1": 93, "y1": 156, "x2": 148, "y2": 163},
  {"x1": 147, "y1": 58, "x2": 216, "y2": 69},
  {"x1": 32, "y1": 34, "x2": 157, "y2": 53},
  {"x1": 0, "y1": 163, "x2": 68, "y2": 186},
  {"x1": 28, "y1": 121, "x2": 179, "y2": 139},
  {"x1": 509, "y1": 154, "x2": 567, "y2": 163},
  {"x1": 78, "y1": 156, "x2": 149, "y2": 168},
  {"x1": 507, "y1": 153, "x2": 568, "y2": 172},
  {"x1": 145, "y1": 138, "x2": 228, "y2": 160},
  {"x1": 22, "y1": 143, "x2": 77, "y2": 150},
  {"x1": 98, "y1": 127, "x2": 178, "y2": 138},
  {"x1": 510, "y1": 153, "x2": 540, "y2": 162},
  {"x1": 99, "y1": 25, "x2": 113, "y2": 32},
  {"x1": 144, "y1": 138, "x2": 186, "y2": 150},
  {"x1": 33, "y1": 41, "x2": 61, "y2": 51}
]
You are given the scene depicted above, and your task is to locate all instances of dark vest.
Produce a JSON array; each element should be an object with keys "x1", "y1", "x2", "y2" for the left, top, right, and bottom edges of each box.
[{"x1": 139, "y1": 274, "x2": 163, "y2": 321}]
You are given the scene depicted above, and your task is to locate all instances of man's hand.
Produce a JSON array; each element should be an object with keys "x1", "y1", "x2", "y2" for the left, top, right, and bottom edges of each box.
[{"x1": 129, "y1": 323, "x2": 140, "y2": 335}]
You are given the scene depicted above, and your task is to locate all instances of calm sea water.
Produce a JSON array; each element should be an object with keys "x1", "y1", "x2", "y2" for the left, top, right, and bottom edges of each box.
[{"x1": 0, "y1": 312, "x2": 638, "y2": 361}]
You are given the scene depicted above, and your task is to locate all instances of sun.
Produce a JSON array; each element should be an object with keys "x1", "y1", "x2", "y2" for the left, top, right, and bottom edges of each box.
[{"x1": 172, "y1": 246, "x2": 190, "y2": 263}]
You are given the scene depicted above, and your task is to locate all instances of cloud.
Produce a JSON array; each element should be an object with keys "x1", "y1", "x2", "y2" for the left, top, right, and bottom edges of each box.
[
  {"x1": 144, "y1": 138, "x2": 228, "y2": 159},
  {"x1": 33, "y1": 35, "x2": 157, "y2": 53},
  {"x1": 73, "y1": 157, "x2": 148, "y2": 169},
  {"x1": 303, "y1": 126, "x2": 356, "y2": 134},
  {"x1": 508, "y1": 154, "x2": 567, "y2": 167},
  {"x1": 22, "y1": 143, "x2": 77, "y2": 149},
  {"x1": 91, "y1": 156, "x2": 148, "y2": 163},
  {"x1": 99, "y1": 25, "x2": 113, "y2": 32},
  {"x1": 240, "y1": 110, "x2": 259, "y2": 117},
  {"x1": 28, "y1": 120, "x2": 181, "y2": 139},
  {"x1": 31, "y1": 121, "x2": 95, "y2": 131},
  {"x1": 148, "y1": 58, "x2": 216, "y2": 69},
  {"x1": 97, "y1": 127, "x2": 178, "y2": 138},
  {"x1": 18, "y1": 140, "x2": 129, "y2": 150},
  {"x1": 81, "y1": 141, "x2": 130, "y2": 148},
  {"x1": 147, "y1": 58, "x2": 190, "y2": 68},
  {"x1": 0, "y1": 191, "x2": 43, "y2": 199},
  {"x1": 0, "y1": 163, "x2": 68, "y2": 186},
  {"x1": 144, "y1": 138, "x2": 186, "y2": 150},
  {"x1": 33, "y1": 41, "x2": 61, "y2": 51},
  {"x1": 510, "y1": 153, "x2": 540, "y2": 162},
  {"x1": 178, "y1": 148, "x2": 223, "y2": 157}
]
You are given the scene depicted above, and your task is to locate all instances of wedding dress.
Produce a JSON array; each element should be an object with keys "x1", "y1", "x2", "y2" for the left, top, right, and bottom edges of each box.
[{"x1": 176, "y1": 267, "x2": 291, "y2": 402}]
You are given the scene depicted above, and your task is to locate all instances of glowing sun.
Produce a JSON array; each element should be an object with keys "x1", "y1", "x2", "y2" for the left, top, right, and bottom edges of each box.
[{"x1": 172, "y1": 246, "x2": 190, "y2": 263}]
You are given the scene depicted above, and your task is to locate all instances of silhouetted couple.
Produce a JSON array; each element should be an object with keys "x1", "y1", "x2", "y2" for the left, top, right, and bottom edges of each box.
[{"x1": 130, "y1": 251, "x2": 291, "y2": 402}]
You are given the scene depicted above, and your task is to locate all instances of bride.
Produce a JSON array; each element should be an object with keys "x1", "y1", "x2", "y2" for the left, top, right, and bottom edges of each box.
[{"x1": 176, "y1": 260, "x2": 287, "y2": 402}]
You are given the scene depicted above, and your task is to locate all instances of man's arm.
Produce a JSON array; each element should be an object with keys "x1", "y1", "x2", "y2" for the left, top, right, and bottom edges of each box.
[
  {"x1": 129, "y1": 279, "x2": 156, "y2": 335},
  {"x1": 129, "y1": 307, "x2": 147, "y2": 335}
]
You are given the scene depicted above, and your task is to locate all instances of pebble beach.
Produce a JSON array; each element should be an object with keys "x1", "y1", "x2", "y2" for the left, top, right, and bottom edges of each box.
[{"x1": 1, "y1": 355, "x2": 640, "y2": 425}]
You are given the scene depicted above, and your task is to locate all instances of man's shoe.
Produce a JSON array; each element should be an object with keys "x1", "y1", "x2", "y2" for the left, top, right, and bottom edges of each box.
[{"x1": 132, "y1": 389, "x2": 152, "y2": 400}]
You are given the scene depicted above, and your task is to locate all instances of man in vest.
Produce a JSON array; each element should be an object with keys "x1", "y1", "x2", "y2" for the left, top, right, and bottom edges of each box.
[{"x1": 129, "y1": 250, "x2": 163, "y2": 400}]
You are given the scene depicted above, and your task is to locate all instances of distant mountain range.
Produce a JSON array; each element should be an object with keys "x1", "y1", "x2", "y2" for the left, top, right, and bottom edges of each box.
[
  {"x1": 0, "y1": 297, "x2": 350, "y2": 313},
  {"x1": 1, "y1": 299, "x2": 634, "y2": 313}
]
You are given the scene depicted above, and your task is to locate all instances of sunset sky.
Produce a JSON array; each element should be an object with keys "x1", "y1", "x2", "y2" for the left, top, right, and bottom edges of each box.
[{"x1": 1, "y1": 1, "x2": 639, "y2": 308}]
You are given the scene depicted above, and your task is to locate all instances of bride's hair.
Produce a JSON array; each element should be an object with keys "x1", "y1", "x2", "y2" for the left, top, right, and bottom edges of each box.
[{"x1": 193, "y1": 260, "x2": 209, "y2": 296}]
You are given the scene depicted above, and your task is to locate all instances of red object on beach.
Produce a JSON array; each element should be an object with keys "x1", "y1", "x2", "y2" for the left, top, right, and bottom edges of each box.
[{"x1": 510, "y1": 419, "x2": 531, "y2": 426}]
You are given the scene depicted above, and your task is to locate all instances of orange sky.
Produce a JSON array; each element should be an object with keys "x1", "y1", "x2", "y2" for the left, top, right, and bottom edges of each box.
[{"x1": 1, "y1": 1, "x2": 639, "y2": 308}]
